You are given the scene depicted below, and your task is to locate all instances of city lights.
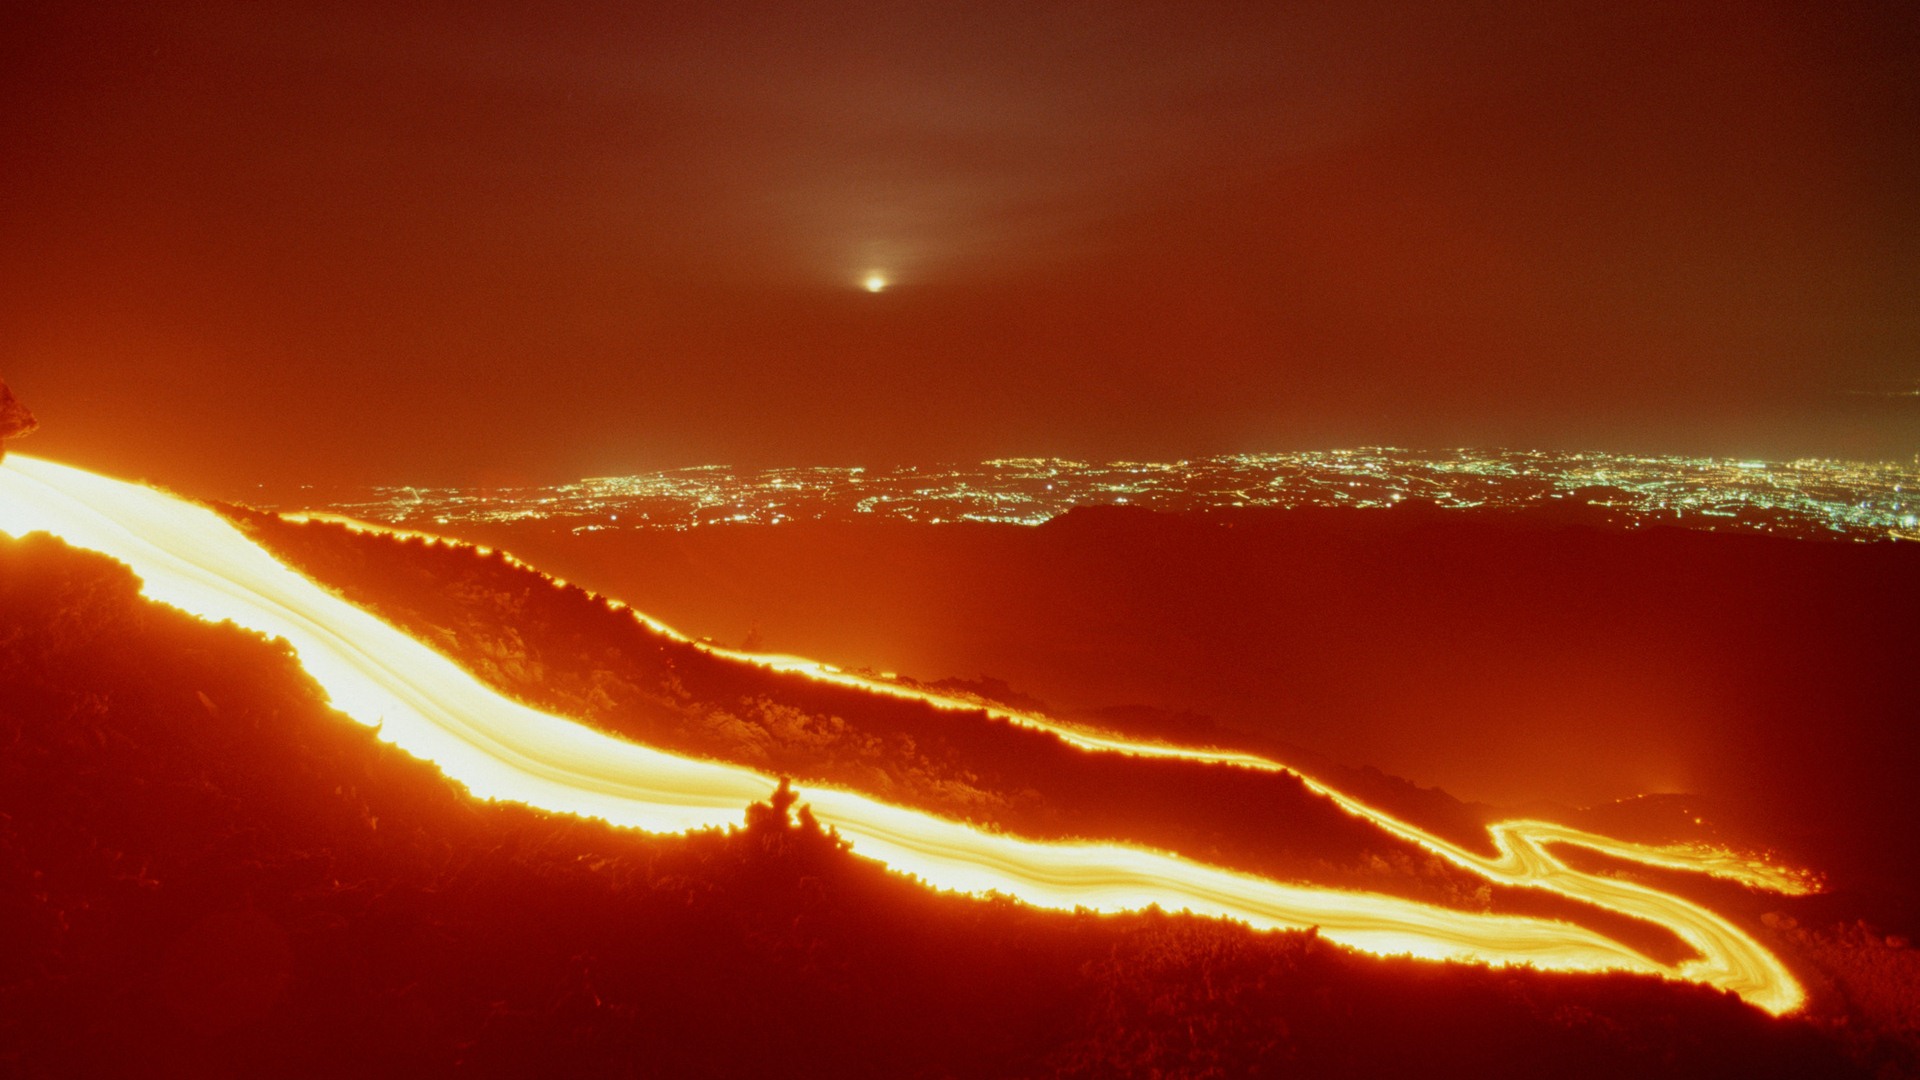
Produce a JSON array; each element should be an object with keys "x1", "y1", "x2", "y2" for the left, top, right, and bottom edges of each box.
[{"x1": 292, "y1": 449, "x2": 1920, "y2": 542}]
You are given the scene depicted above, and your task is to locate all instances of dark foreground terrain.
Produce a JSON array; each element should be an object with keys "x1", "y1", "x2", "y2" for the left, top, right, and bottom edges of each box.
[{"x1": 3, "y1": 528, "x2": 1908, "y2": 1075}]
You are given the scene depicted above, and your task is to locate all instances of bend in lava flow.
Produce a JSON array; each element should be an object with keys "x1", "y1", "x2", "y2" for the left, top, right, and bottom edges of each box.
[{"x1": 0, "y1": 455, "x2": 1811, "y2": 1015}]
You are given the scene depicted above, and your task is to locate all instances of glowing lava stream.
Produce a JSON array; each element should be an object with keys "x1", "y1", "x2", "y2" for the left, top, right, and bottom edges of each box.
[{"x1": 2, "y1": 456, "x2": 1808, "y2": 1014}]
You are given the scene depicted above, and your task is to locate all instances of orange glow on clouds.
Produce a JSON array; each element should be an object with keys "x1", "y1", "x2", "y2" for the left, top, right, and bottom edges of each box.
[{"x1": 0, "y1": 455, "x2": 1810, "y2": 1013}]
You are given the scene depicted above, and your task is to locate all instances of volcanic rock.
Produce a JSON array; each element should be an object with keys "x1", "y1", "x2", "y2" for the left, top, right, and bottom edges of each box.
[{"x1": 0, "y1": 376, "x2": 37, "y2": 459}]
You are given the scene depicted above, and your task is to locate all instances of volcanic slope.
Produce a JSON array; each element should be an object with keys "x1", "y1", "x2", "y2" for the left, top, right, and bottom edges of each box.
[
  {"x1": 454, "y1": 505, "x2": 1920, "y2": 921},
  {"x1": 0, "y1": 529, "x2": 1878, "y2": 1078},
  {"x1": 2, "y1": 457, "x2": 1821, "y2": 1010},
  {"x1": 225, "y1": 502, "x2": 1835, "y2": 1006},
  {"x1": 228, "y1": 505, "x2": 1507, "y2": 911}
]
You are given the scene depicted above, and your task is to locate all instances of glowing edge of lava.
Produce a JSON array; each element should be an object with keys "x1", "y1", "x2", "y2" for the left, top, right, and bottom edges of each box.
[{"x1": 5, "y1": 456, "x2": 1807, "y2": 1013}]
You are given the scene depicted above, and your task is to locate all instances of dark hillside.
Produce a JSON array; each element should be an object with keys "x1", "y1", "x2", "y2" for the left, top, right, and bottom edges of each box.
[
  {"x1": 451, "y1": 506, "x2": 1920, "y2": 919},
  {"x1": 0, "y1": 530, "x2": 1884, "y2": 1077},
  {"x1": 227, "y1": 507, "x2": 1655, "y2": 938}
]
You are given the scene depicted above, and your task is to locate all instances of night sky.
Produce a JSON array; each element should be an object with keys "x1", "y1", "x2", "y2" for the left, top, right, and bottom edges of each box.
[{"x1": 4, "y1": 1, "x2": 1915, "y2": 493}]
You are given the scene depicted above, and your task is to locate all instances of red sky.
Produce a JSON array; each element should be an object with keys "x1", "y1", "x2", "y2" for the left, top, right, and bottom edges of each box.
[{"x1": 3, "y1": 0, "x2": 1915, "y2": 493}]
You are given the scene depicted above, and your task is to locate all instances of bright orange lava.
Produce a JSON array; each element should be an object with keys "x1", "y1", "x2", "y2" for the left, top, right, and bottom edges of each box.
[{"x1": 0, "y1": 455, "x2": 1811, "y2": 1013}]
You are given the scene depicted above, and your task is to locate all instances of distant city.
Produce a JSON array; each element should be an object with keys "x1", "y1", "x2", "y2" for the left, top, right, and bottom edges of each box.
[{"x1": 285, "y1": 449, "x2": 1920, "y2": 542}]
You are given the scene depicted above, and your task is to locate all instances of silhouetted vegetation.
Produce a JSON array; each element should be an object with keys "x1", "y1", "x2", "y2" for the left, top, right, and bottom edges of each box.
[{"x1": 0, "y1": 531, "x2": 1883, "y2": 1076}]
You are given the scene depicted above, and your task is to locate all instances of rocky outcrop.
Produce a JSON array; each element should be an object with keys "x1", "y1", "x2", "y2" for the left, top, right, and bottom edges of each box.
[{"x1": 0, "y1": 377, "x2": 37, "y2": 459}]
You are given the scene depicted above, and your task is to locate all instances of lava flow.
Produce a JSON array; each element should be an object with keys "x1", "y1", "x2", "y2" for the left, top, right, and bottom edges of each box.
[{"x1": 0, "y1": 455, "x2": 1811, "y2": 1013}]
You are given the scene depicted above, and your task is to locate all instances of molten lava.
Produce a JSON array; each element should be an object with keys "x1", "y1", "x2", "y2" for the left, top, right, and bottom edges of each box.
[{"x1": 0, "y1": 455, "x2": 1811, "y2": 1013}]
